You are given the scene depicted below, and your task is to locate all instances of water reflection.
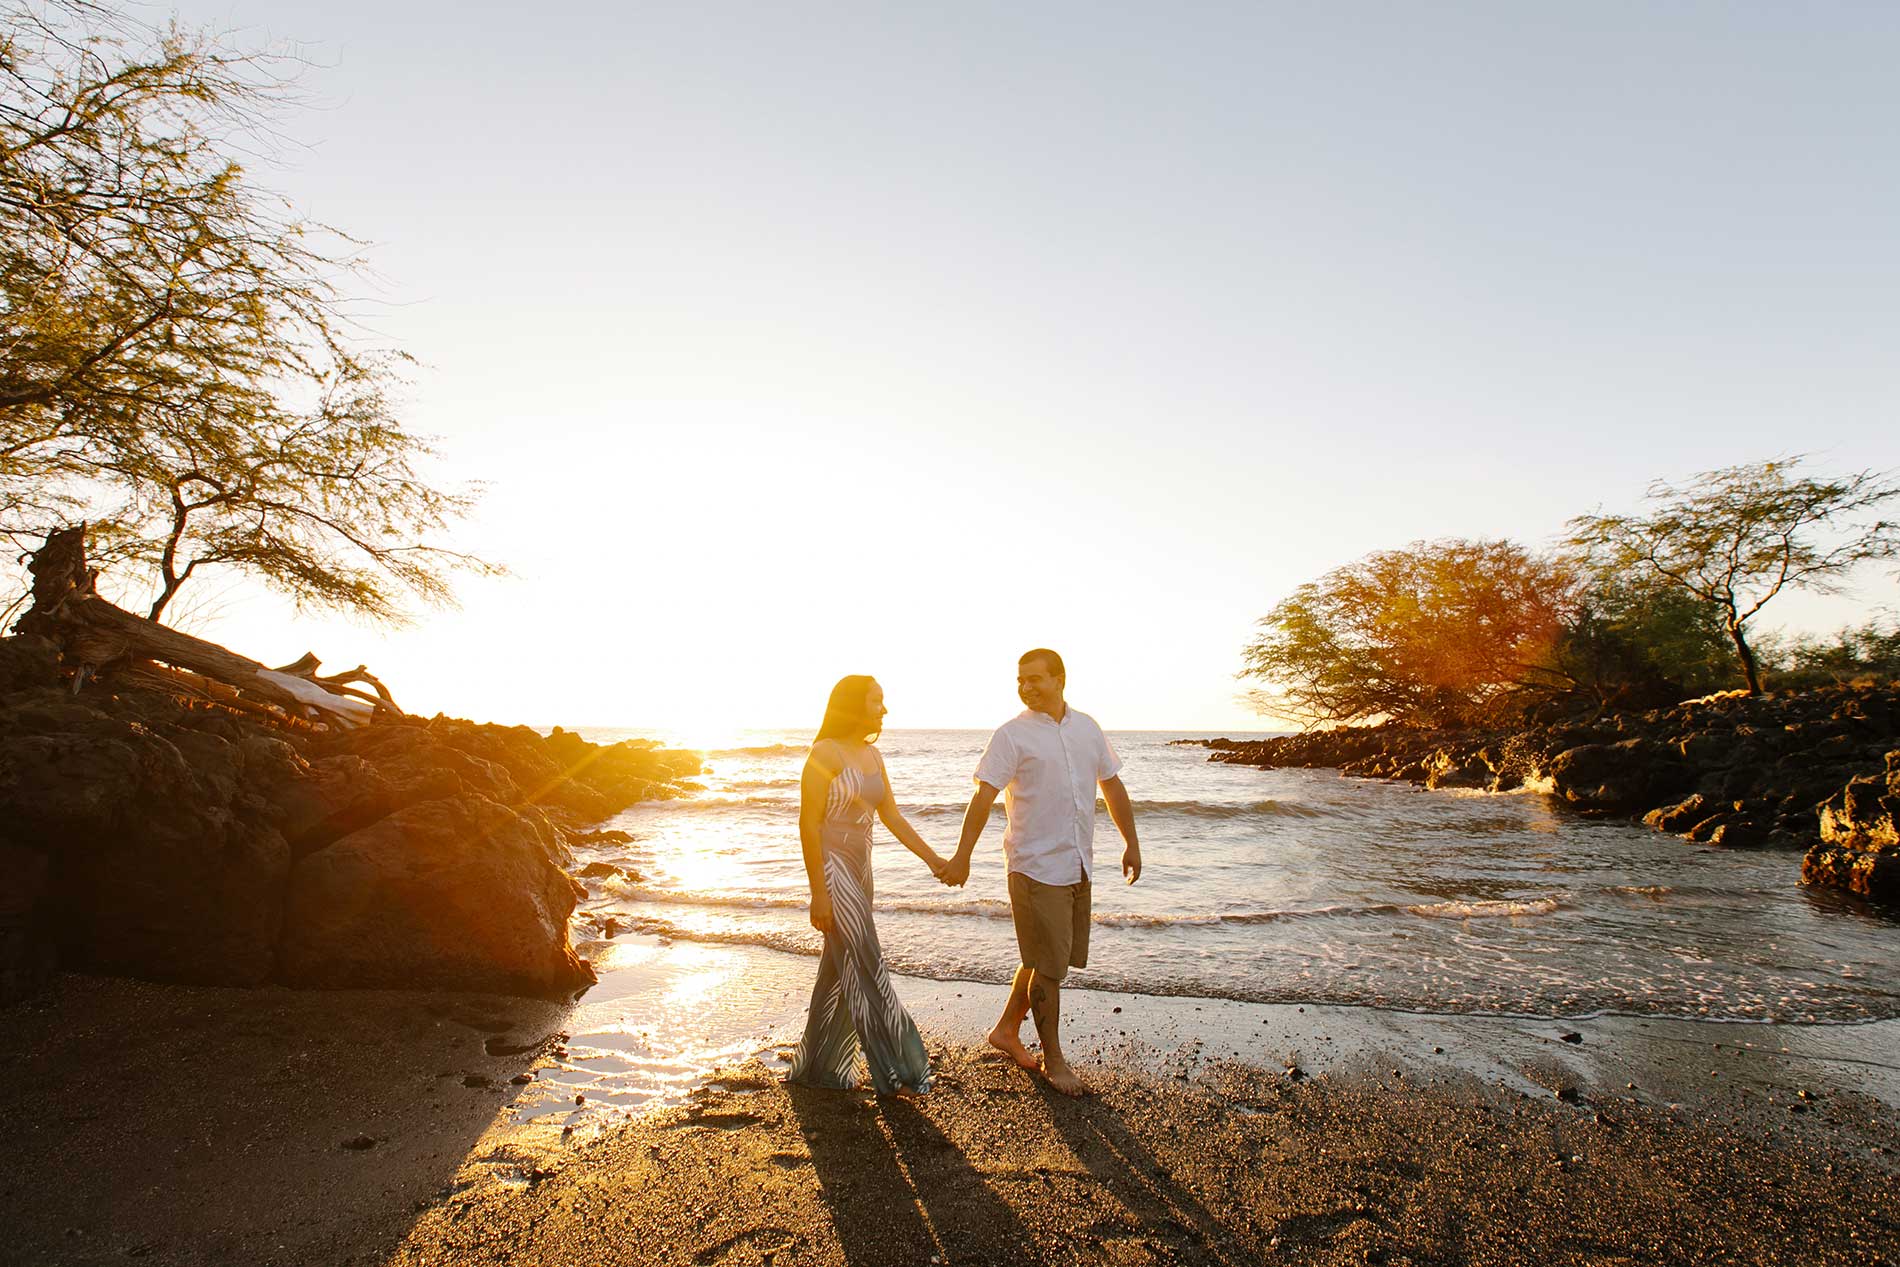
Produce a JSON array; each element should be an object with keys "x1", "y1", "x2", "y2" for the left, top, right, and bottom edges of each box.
[{"x1": 568, "y1": 731, "x2": 1900, "y2": 1025}]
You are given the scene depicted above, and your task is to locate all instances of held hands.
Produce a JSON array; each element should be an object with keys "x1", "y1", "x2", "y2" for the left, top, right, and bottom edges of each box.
[{"x1": 937, "y1": 853, "x2": 971, "y2": 888}]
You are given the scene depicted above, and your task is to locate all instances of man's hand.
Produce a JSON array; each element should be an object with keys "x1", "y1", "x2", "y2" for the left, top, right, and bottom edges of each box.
[
  {"x1": 939, "y1": 855, "x2": 971, "y2": 887},
  {"x1": 1121, "y1": 844, "x2": 1142, "y2": 885}
]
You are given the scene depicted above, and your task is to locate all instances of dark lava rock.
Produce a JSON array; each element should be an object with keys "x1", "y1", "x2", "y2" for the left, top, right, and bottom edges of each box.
[
  {"x1": 1644, "y1": 793, "x2": 1711, "y2": 834},
  {"x1": 1804, "y1": 752, "x2": 1900, "y2": 902},
  {"x1": 1547, "y1": 739, "x2": 1691, "y2": 815},
  {"x1": 0, "y1": 634, "x2": 59, "y2": 694},
  {"x1": 281, "y1": 797, "x2": 596, "y2": 997},
  {"x1": 0, "y1": 691, "x2": 289, "y2": 984},
  {"x1": 1202, "y1": 687, "x2": 1900, "y2": 896},
  {"x1": 0, "y1": 633, "x2": 704, "y2": 998}
]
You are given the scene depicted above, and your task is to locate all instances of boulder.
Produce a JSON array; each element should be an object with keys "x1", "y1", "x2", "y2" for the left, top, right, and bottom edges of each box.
[
  {"x1": 1424, "y1": 749, "x2": 1490, "y2": 790},
  {"x1": 1819, "y1": 767, "x2": 1900, "y2": 849},
  {"x1": 1802, "y1": 755, "x2": 1900, "y2": 902},
  {"x1": 1545, "y1": 739, "x2": 1692, "y2": 815},
  {"x1": 1644, "y1": 793, "x2": 1711, "y2": 834},
  {"x1": 0, "y1": 843, "x2": 54, "y2": 1004},
  {"x1": 0, "y1": 634, "x2": 60, "y2": 694},
  {"x1": 1803, "y1": 840, "x2": 1900, "y2": 903},
  {"x1": 0, "y1": 705, "x2": 289, "y2": 985},
  {"x1": 270, "y1": 754, "x2": 450, "y2": 856},
  {"x1": 1707, "y1": 817, "x2": 1771, "y2": 848},
  {"x1": 280, "y1": 796, "x2": 595, "y2": 998},
  {"x1": 1673, "y1": 732, "x2": 1733, "y2": 770}
]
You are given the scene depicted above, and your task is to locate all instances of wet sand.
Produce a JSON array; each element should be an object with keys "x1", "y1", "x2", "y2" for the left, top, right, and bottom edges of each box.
[{"x1": 4, "y1": 966, "x2": 1898, "y2": 1266}]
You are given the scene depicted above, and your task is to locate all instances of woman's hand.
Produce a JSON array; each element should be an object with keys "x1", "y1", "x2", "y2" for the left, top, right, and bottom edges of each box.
[
  {"x1": 925, "y1": 851, "x2": 948, "y2": 879},
  {"x1": 810, "y1": 889, "x2": 833, "y2": 934}
]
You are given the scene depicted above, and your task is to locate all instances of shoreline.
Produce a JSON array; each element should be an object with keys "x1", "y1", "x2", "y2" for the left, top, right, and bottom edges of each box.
[
  {"x1": 7, "y1": 953, "x2": 1898, "y2": 1266},
  {"x1": 1188, "y1": 683, "x2": 1900, "y2": 906}
]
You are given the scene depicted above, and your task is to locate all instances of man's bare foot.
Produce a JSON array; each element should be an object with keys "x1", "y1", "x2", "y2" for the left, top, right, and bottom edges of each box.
[
  {"x1": 987, "y1": 1025, "x2": 1039, "y2": 1070},
  {"x1": 1040, "y1": 1057, "x2": 1089, "y2": 1097}
]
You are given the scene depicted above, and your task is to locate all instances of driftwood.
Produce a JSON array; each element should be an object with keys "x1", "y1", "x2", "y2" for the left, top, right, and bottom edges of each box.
[
  {"x1": 273, "y1": 651, "x2": 403, "y2": 713},
  {"x1": 15, "y1": 527, "x2": 400, "y2": 728}
]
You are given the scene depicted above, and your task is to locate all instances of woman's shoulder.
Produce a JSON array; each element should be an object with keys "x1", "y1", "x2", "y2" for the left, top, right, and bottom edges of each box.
[{"x1": 807, "y1": 737, "x2": 868, "y2": 770}]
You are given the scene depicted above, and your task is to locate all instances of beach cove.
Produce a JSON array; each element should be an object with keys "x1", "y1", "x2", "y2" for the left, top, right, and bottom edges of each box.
[
  {"x1": 8, "y1": 727, "x2": 1900, "y2": 1265},
  {"x1": 7, "y1": 963, "x2": 1897, "y2": 1266}
]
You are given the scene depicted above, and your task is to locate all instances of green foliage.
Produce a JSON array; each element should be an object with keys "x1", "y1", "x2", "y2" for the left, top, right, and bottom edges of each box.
[
  {"x1": 1772, "y1": 617, "x2": 1900, "y2": 688},
  {"x1": 1535, "y1": 569, "x2": 1734, "y2": 710},
  {"x1": 1240, "y1": 539, "x2": 1574, "y2": 728},
  {"x1": 1567, "y1": 457, "x2": 1900, "y2": 694},
  {"x1": 0, "y1": 0, "x2": 493, "y2": 623}
]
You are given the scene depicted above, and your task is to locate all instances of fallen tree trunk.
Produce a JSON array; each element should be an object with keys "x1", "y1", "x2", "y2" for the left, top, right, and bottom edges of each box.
[{"x1": 14, "y1": 527, "x2": 393, "y2": 728}]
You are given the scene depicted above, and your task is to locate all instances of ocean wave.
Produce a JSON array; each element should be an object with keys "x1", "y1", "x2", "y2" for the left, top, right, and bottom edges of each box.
[
  {"x1": 591, "y1": 882, "x2": 1558, "y2": 927},
  {"x1": 905, "y1": 798, "x2": 1325, "y2": 821},
  {"x1": 627, "y1": 791, "x2": 1329, "y2": 820},
  {"x1": 1404, "y1": 897, "x2": 1561, "y2": 919},
  {"x1": 702, "y1": 744, "x2": 808, "y2": 758},
  {"x1": 569, "y1": 913, "x2": 1886, "y2": 1024},
  {"x1": 625, "y1": 794, "x2": 797, "y2": 813},
  {"x1": 588, "y1": 915, "x2": 824, "y2": 960},
  {"x1": 598, "y1": 882, "x2": 1014, "y2": 921}
]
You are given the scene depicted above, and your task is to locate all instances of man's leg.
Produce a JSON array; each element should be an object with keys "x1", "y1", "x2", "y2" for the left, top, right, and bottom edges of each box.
[
  {"x1": 986, "y1": 965, "x2": 1038, "y2": 1068},
  {"x1": 1027, "y1": 971, "x2": 1085, "y2": 1095}
]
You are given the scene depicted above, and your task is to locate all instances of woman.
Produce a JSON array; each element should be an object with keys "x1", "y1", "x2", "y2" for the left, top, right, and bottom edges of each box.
[{"x1": 786, "y1": 675, "x2": 945, "y2": 1095}]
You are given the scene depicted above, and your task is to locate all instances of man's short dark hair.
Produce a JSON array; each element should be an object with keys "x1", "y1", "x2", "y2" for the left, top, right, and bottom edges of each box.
[{"x1": 1018, "y1": 648, "x2": 1065, "y2": 679}]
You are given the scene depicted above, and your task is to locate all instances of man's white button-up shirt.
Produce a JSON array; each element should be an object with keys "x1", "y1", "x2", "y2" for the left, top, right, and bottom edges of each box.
[{"x1": 973, "y1": 707, "x2": 1123, "y2": 885}]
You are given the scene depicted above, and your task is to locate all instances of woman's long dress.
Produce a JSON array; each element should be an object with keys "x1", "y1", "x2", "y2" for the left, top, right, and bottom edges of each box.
[{"x1": 785, "y1": 758, "x2": 933, "y2": 1094}]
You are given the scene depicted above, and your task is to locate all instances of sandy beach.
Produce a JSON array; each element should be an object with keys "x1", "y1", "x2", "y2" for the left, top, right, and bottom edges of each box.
[{"x1": 6, "y1": 952, "x2": 1897, "y2": 1267}]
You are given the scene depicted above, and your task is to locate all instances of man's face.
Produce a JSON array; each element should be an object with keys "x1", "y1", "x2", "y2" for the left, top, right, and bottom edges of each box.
[{"x1": 1017, "y1": 658, "x2": 1064, "y2": 715}]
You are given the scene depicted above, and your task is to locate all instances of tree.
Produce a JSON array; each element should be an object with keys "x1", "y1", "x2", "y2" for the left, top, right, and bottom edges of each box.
[
  {"x1": 1567, "y1": 458, "x2": 1900, "y2": 695},
  {"x1": 1240, "y1": 539, "x2": 1575, "y2": 727},
  {"x1": 0, "y1": 0, "x2": 490, "y2": 622},
  {"x1": 1777, "y1": 616, "x2": 1900, "y2": 687},
  {"x1": 1532, "y1": 567, "x2": 1733, "y2": 711}
]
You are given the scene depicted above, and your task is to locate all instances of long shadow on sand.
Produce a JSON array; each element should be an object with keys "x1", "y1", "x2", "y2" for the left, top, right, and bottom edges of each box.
[
  {"x1": 788, "y1": 1085, "x2": 1041, "y2": 1267},
  {"x1": 1032, "y1": 1078, "x2": 1255, "y2": 1264}
]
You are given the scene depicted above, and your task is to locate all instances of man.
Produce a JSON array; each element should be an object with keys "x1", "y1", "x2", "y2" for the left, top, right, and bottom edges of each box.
[{"x1": 939, "y1": 649, "x2": 1140, "y2": 1095}]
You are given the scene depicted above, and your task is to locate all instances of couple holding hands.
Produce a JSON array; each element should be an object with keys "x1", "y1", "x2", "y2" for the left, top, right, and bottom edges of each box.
[{"x1": 787, "y1": 649, "x2": 1142, "y2": 1098}]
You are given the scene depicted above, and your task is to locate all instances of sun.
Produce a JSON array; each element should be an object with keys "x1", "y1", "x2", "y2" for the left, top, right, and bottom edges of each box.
[{"x1": 663, "y1": 717, "x2": 779, "y2": 754}]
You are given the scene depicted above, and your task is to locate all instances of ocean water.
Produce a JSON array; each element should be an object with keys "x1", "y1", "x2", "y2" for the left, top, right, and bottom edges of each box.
[{"x1": 569, "y1": 727, "x2": 1900, "y2": 1026}]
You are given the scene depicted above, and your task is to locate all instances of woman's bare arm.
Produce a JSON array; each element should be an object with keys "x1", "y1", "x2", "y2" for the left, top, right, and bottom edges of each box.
[
  {"x1": 874, "y1": 752, "x2": 946, "y2": 875},
  {"x1": 800, "y1": 747, "x2": 834, "y2": 932}
]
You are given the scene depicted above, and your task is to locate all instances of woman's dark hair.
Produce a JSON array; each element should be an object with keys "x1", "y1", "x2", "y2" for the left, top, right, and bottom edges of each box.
[{"x1": 814, "y1": 675, "x2": 880, "y2": 745}]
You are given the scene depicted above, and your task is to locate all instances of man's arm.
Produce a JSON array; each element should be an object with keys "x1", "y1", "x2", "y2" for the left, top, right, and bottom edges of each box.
[
  {"x1": 1101, "y1": 775, "x2": 1141, "y2": 884},
  {"x1": 941, "y1": 781, "x2": 1000, "y2": 887}
]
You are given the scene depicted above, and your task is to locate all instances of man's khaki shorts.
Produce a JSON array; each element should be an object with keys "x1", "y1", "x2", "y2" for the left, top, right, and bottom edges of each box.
[{"x1": 1007, "y1": 871, "x2": 1091, "y2": 983}]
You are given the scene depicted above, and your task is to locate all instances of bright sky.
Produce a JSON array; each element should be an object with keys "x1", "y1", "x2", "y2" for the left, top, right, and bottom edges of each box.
[{"x1": 137, "y1": 1, "x2": 1900, "y2": 732}]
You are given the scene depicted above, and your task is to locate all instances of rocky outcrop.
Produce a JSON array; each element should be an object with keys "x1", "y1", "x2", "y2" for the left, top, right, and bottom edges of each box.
[
  {"x1": 0, "y1": 672, "x2": 294, "y2": 986},
  {"x1": 1194, "y1": 686, "x2": 1900, "y2": 902},
  {"x1": 1545, "y1": 739, "x2": 1691, "y2": 815},
  {"x1": 281, "y1": 797, "x2": 594, "y2": 995},
  {"x1": 1804, "y1": 751, "x2": 1900, "y2": 902},
  {"x1": 0, "y1": 634, "x2": 700, "y2": 1002}
]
